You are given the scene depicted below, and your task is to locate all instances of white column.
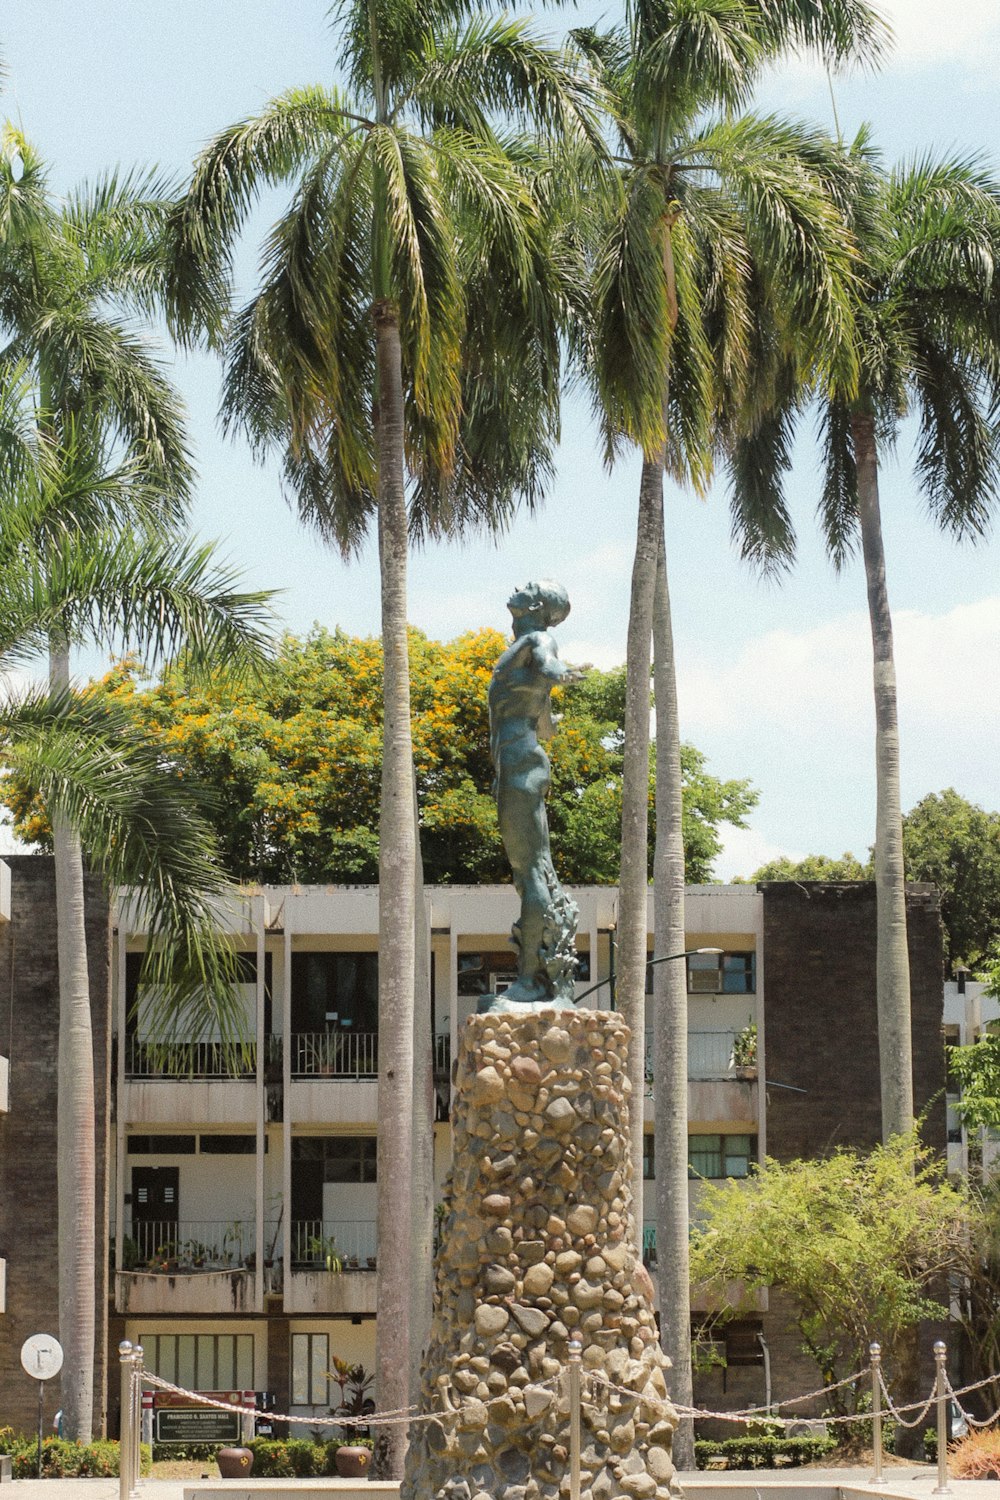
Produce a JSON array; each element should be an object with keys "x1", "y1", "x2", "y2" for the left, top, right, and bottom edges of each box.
[
  {"x1": 255, "y1": 892, "x2": 266, "y2": 1314},
  {"x1": 282, "y1": 918, "x2": 293, "y2": 1276}
]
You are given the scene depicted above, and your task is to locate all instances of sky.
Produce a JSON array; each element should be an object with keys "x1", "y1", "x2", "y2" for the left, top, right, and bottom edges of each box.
[{"x1": 3, "y1": 1, "x2": 999, "y2": 878}]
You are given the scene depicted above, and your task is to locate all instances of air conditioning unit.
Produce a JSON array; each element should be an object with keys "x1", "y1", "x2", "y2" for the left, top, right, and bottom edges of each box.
[{"x1": 689, "y1": 970, "x2": 722, "y2": 994}]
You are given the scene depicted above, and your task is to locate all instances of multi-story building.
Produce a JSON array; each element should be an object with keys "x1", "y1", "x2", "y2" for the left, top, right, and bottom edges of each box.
[{"x1": 0, "y1": 862, "x2": 946, "y2": 1435}]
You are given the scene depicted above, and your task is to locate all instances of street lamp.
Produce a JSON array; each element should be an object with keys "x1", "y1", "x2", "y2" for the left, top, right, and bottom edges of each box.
[{"x1": 573, "y1": 947, "x2": 723, "y2": 1008}]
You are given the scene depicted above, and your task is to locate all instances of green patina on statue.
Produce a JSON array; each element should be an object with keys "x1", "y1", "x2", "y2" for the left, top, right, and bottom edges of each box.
[{"x1": 480, "y1": 580, "x2": 586, "y2": 1013}]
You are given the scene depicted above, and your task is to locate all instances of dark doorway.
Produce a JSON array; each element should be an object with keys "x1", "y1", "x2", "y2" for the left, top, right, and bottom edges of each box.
[{"x1": 131, "y1": 1166, "x2": 179, "y2": 1260}]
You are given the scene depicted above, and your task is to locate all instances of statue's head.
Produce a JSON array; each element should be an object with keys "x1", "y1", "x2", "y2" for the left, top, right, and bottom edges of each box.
[{"x1": 507, "y1": 579, "x2": 570, "y2": 629}]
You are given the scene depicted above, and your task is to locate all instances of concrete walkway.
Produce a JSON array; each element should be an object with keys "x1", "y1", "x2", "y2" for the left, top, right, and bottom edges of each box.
[{"x1": 2, "y1": 1470, "x2": 999, "y2": 1500}]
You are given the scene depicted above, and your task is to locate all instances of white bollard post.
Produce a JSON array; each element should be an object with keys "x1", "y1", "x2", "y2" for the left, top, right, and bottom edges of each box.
[
  {"x1": 568, "y1": 1336, "x2": 582, "y2": 1500},
  {"x1": 932, "y1": 1340, "x2": 952, "y2": 1497},
  {"x1": 869, "y1": 1343, "x2": 887, "y2": 1486},
  {"x1": 131, "y1": 1346, "x2": 144, "y2": 1498},
  {"x1": 118, "y1": 1342, "x2": 133, "y2": 1500}
]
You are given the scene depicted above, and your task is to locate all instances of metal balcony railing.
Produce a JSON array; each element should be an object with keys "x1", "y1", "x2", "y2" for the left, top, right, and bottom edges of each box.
[
  {"x1": 433, "y1": 1033, "x2": 451, "y2": 1076},
  {"x1": 291, "y1": 1219, "x2": 378, "y2": 1268},
  {"x1": 291, "y1": 1031, "x2": 378, "y2": 1078},
  {"x1": 643, "y1": 1029, "x2": 745, "y2": 1081},
  {"x1": 124, "y1": 1037, "x2": 257, "y2": 1080},
  {"x1": 124, "y1": 1218, "x2": 257, "y2": 1268}
]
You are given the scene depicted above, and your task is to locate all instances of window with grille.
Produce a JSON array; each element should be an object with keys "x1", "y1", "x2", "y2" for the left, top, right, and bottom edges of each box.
[
  {"x1": 688, "y1": 1133, "x2": 756, "y2": 1179},
  {"x1": 140, "y1": 1333, "x2": 253, "y2": 1390},
  {"x1": 291, "y1": 1333, "x2": 329, "y2": 1405}
]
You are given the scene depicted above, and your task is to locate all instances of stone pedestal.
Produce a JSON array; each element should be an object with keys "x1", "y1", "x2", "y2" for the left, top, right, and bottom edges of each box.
[{"x1": 402, "y1": 1010, "x2": 677, "y2": 1500}]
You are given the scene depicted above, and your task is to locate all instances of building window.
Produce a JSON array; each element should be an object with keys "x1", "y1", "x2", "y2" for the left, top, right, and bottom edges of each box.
[
  {"x1": 291, "y1": 952, "x2": 378, "y2": 1033},
  {"x1": 200, "y1": 1135, "x2": 261, "y2": 1154},
  {"x1": 688, "y1": 1133, "x2": 756, "y2": 1179},
  {"x1": 643, "y1": 1134, "x2": 655, "y2": 1180},
  {"x1": 140, "y1": 1333, "x2": 253, "y2": 1390},
  {"x1": 291, "y1": 1333, "x2": 329, "y2": 1405},
  {"x1": 292, "y1": 1135, "x2": 377, "y2": 1183},
  {"x1": 127, "y1": 1135, "x2": 197, "y2": 1155},
  {"x1": 457, "y1": 952, "x2": 518, "y2": 997},
  {"x1": 687, "y1": 952, "x2": 756, "y2": 994}
]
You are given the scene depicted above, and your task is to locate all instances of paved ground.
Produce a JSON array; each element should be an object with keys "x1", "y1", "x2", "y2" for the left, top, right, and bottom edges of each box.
[{"x1": 3, "y1": 1470, "x2": 999, "y2": 1500}]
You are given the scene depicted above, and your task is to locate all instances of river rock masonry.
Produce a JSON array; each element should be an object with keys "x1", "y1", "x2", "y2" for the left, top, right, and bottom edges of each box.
[{"x1": 401, "y1": 1008, "x2": 678, "y2": 1500}]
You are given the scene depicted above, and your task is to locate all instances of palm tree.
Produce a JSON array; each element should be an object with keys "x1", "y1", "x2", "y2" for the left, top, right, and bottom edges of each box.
[
  {"x1": 0, "y1": 131, "x2": 274, "y2": 1441},
  {"x1": 164, "y1": 10, "x2": 598, "y2": 1473},
  {"x1": 731, "y1": 135, "x2": 1000, "y2": 1143},
  {"x1": 576, "y1": 1, "x2": 886, "y2": 1465}
]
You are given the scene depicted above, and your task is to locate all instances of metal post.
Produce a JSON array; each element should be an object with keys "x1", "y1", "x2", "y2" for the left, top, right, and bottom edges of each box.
[
  {"x1": 131, "y1": 1346, "x2": 144, "y2": 1497},
  {"x1": 568, "y1": 1336, "x2": 582, "y2": 1500},
  {"x1": 36, "y1": 1379, "x2": 44, "y2": 1479},
  {"x1": 118, "y1": 1342, "x2": 133, "y2": 1500},
  {"x1": 869, "y1": 1343, "x2": 887, "y2": 1486},
  {"x1": 932, "y1": 1340, "x2": 952, "y2": 1497}
]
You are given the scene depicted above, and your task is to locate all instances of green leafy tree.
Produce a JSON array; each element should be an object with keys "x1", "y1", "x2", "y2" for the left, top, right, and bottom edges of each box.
[
  {"x1": 690, "y1": 1135, "x2": 967, "y2": 1413},
  {"x1": 11, "y1": 631, "x2": 757, "y2": 886},
  {"x1": 732, "y1": 140, "x2": 1000, "y2": 1143},
  {"x1": 744, "y1": 852, "x2": 871, "y2": 881},
  {"x1": 902, "y1": 791, "x2": 1000, "y2": 973}
]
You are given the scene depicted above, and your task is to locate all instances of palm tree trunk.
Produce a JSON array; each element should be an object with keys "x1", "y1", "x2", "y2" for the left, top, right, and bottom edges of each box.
[
  {"x1": 651, "y1": 533, "x2": 694, "y2": 1471},
  {"x1": 373, "y1": 300, "x2": 416, "y2": 1479},
  {"x1": 617, "y1": 453, "x2": 663, "y2": 1206},
  {"x1": 50, "y1": 638, "x2": 96, "y2": 1443},
  {"x1": 851, "y1": 411, "x2": 914, "y2": 1142},
  {"x1": 410, "y1": 769, "x2": 434, "y2": 1404}
]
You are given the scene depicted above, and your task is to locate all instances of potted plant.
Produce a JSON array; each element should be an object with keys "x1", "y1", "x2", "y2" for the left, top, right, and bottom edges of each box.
[
  {"x1": 732, "y1": 1021, "x2": 758, "y2": 1079},
  {"x1": 330, "y1": 1360, "x2": 375, "y2": 1476},
  {"x1": 307, "y1": 1234, "x2": 343, "y2": 1272}
]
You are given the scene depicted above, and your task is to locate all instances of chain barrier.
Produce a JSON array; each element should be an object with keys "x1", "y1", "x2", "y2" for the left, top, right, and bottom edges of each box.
[
  {"x1": 876, "y1": 1368, "x2": 937, "y2": 1431},
  {"x1": 141, "y1": 1366, "x2": 564, "y2": 1434},
  {"x1": 120, "y1": 1334, "x2": 994, "y2": 1496},
  {"x1": 944, "y1": 1371, "x2": 1000, "y2": 1430}
]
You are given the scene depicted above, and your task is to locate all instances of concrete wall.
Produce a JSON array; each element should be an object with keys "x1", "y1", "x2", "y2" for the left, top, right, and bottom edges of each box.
[{"x1": 0, "y1": 856, "x2": 112, "y2": 1435}]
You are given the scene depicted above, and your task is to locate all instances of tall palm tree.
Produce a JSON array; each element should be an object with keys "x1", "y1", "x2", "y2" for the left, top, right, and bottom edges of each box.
[
  {"x1": 576, "y1": 1, "x2": 885, "y2": 1465},
  {"x1": 0, "y1": 131, "x2": 274, "y2": 1441},
  {"x1": 731, "y1": 134, "x2": 1000, "y2": 1143},
  {"x1": 164, "y1": 10, "x2": 598, "y2": 1473}
]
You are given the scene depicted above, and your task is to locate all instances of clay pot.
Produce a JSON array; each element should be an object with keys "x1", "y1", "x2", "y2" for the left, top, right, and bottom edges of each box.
[
  {"x1": 334, "y1": 1445, "x2": 372, "y2": 1478},
  {"x1": 217, "y1": 1447, "x2": 254, "y2": 1477}
]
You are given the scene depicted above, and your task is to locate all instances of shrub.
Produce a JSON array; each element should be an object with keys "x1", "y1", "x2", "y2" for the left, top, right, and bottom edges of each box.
[
  {"x1": 0, "y1": 1434, "x2": 149, "y2": 1478},
  {"x1": 949, "y1": 1428, "x2": 1000, "y2": 1479},
  {"x1": 151, "y1": 1442, "x2": 221, "y2": 1461},
  {"x1": 695, "y1": 1435, "x2": 837, "y2": 1469},
  {"x1": 244, "y1": 1436, "x2": 373, "y2": 1478}
]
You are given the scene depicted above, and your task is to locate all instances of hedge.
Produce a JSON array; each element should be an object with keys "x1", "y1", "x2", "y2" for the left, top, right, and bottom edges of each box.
[
  {"x1": 245, "y1": 1437, "x2": 373, "y2": 1476},
  {"x1": 0, "y1": 1432, "x2": 151, "y2": 1479},
  {"x1": 695, "y1": 1435, "x2": 837, "y2": 1469}
]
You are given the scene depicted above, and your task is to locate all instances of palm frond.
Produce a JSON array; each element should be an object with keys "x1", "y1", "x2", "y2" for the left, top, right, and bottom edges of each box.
[
  {"x1": 165, "y1": 86, "x2": 360, "y2": 345},
  {"x1": 2, "y1": 685, "x2": 250, "y2": 1049},
  {"x1": 816, "y1": 394, "x2": 859, "y2": 567}
]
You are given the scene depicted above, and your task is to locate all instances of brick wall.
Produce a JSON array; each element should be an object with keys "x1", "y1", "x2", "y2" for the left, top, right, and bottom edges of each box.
[
  {"x1": 0, "y1": 856, "x2": 112, "y2": 1434},
  {"x1": 761, "y1": 881, "x2": 946, "y2": 1159}
]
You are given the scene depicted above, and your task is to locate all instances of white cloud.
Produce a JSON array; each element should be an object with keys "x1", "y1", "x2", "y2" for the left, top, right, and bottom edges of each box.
[
  {"x1": 679, "y1": 595, "x2": 1000, "y2": 849},
  {"x1": 713, "y1": 824, "x2": 804, "y2": 882},
  {"x1": 878, "y1": 0, "x2": 1000, "y2": 67}
]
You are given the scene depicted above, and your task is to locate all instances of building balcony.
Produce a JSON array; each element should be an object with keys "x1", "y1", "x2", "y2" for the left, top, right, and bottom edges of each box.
[
  {"x1": 114, "y1": 1217, "x2": 277, "y2": 1315},
  {"x1": 642, "y1": 1029, "x2": 759, "y2": 1126},
  {"x1": 115, "y1": 1267, "x2": 260, "y2": 1316},
  {"x1": 284, "y1": 1219, "x2": 378, "y2": 1315}
]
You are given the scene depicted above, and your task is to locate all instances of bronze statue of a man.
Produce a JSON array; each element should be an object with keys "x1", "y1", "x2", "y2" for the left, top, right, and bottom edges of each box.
[{"x1": 482, "y1": 580, "x2": 585, "y2": 1012}]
